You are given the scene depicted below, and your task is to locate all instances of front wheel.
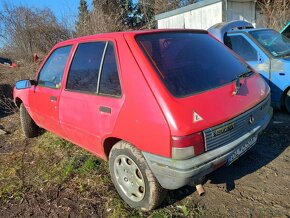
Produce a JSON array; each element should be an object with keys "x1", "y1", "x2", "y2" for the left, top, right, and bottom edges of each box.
[
  {"x1": 285, "y1": 90, "x2": 290, "y2": 113},
  {"x1": 109, "y1": 141, "x2": 167, "y2": 211},
  {"x1": 20, "y1": 103, "x2": 40, "y2": 138}
]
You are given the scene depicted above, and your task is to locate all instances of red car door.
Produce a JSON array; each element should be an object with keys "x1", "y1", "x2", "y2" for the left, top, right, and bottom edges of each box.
[
  {"x1": 59, "y1": 41, "x2": 123, "y2": 157},
  {"x1": 29, "y1": 45, "x2": 73, "y2": 135}
]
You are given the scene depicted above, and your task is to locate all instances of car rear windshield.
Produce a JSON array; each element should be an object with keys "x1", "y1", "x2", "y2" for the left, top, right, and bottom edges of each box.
[{"x1": 136, "y1": 32, "x2": 250, "y2": 97}]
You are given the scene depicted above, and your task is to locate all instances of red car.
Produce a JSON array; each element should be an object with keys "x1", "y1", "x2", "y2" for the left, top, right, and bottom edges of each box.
[{"x1": 14, "y1": 30, "x2": 272, "y2": 210}]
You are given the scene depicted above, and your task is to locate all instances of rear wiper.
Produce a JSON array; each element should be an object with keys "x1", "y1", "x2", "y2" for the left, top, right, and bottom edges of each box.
[{"x1": 232, "y1": 70, "x2": 254, "y2": 95}]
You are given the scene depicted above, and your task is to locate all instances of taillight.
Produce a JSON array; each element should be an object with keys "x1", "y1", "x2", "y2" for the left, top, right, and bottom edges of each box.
[{"x1": 171, "y1": 132, "x2": 205, "y2": 160}]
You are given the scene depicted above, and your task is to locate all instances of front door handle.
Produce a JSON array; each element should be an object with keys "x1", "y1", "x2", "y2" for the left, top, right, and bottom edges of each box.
[{"x1": 50, "y1": 96, "x2": 57, "y2": 102}]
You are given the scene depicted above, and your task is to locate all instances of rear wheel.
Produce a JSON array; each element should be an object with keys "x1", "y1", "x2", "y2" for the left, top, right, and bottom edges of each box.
[
  {"x1": 285, "y1": 90, "x2": 290, "y2": 113},
  {"x1": 20, "y1": 103, "x2": 40, "y2": 138},
  {"x1": 109, "y1": 141, "x2": 167, "y2": 211}
]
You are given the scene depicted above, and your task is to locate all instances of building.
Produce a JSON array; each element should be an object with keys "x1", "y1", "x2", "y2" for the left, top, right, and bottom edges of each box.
[{"x1": 155, "y1": 0, "x2": 263, "y2": 30}]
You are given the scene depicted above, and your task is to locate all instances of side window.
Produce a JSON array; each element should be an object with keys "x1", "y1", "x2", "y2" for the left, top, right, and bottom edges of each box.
[
  {"x1": 99, "y1": 42, "x2": 121, "y2": 96},
  {"x1": 225, "y1": 35, "x2": 258, "y2": 61},
  {"x1": 38, "y1": 46, "x2": 72, "y2": 89},
  {"x1": 66, "y1": 42, "x2": 106, "y2": 93}
]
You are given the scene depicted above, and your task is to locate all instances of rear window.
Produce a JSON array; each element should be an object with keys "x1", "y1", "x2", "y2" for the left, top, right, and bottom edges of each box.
[{"x1": 136, "y1": 32, "x2": 249, "y2": 97}]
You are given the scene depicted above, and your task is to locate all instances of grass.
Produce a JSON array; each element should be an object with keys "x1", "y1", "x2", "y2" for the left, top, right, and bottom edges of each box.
[{"x1": 0, "y1": 127, "x2": 205, "y2": 217}]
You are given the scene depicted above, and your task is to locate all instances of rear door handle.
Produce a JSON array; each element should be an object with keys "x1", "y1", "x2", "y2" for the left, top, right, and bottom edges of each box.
[
  {"x1": 50, "y1": 96, "x2": 57, "y2": 102},
  {"x1": 99, "y1": 106, "x2": 111, "y2": 114}
]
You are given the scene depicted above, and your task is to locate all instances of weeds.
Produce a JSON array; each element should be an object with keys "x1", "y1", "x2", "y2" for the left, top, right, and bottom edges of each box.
[
  {"x1": 0, "y1": 95, "x2": 17, "y2": 114},
  {"x1": 0, "y1": 126, "x2": 205, "y2": 217}
]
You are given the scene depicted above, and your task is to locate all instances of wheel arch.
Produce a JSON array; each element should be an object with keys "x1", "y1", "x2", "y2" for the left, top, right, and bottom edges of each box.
[
  {"x1": 281, "y1": 86, "x2": 290, "y2": 109},
  {"x1": 103, "y1": 137, "x2": 122, "y2": 160},
  {"x1": 15, "y1": 97, "x2": 23, "y2": 108}
]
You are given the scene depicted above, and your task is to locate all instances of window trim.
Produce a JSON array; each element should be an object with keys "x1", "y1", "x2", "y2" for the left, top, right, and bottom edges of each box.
[
  {"x1": 36, "y1": 45, "x2": 73, "y2": 90},
  {"x1": 65, "y1": 40, "x2": 122, "y2": 98},
  {"x1": 96, "y1": 42, "x2": 109, "y2": 93},
  {"x1": 98, "y1": 41, "x2": 122, "y2": 98}
]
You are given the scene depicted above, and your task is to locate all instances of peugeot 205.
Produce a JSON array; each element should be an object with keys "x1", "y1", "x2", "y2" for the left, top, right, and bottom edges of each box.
[{"x1": 14, "y1": 30, "x2": 272, "y2": 210}]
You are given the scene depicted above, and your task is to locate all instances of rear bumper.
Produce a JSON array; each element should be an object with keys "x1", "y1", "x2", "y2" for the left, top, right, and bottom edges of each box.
[{"x1": 142, "y1": 107, "x2": 273, "y2": 190}]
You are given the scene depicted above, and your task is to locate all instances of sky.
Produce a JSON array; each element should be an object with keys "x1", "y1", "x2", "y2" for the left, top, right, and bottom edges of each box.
[{"x1": 0, "y1": 0, "x2": 93, "y2": 26}]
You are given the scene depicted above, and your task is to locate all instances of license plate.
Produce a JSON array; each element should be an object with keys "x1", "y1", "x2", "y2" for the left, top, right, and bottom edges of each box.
[{"x1": 227, "y1": 135, "x2": 258, "y2": 166}]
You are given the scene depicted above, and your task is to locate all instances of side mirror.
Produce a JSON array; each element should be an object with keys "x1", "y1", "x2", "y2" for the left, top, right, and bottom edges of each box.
[{"x1": 15, "y1": 80, "x2": 35, "y2": 90}]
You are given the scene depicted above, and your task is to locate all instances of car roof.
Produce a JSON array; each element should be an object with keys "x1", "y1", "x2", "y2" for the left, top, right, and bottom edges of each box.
[
  {"x1": 55, "y1": 29, "x2": 208, "y2": 47},
  {"x1": 208, "y1": 20, "x2": 273, "y2": 42}
]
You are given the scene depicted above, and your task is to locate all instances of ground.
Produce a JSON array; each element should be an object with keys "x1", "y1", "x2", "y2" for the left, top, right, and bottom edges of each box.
[{"x1": 0, "y1": 66, "x2": 289, "y2": 217}]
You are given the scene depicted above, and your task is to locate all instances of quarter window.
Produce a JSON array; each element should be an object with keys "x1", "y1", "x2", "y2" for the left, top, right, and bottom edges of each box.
[
  {"x1": 66, "y1": 42, "x2": 106, "y2": 93},
  {"x1": 99, "y1": 42, "x2": 121, "y2": 96},
  {"x1": 225, "y1": 35, "x2": 258, "y2": 61},
  {"x1": 38, "y1": 46, "x2": 72, "y2": 89}
]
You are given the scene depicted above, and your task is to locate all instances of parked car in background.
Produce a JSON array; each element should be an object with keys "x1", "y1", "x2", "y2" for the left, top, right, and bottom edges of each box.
[
  {"x1": 0, "y1": 57, "x2": 16, "y2": 67},
  {"x1": 14, "y1": 30, "x2": 272, "y2": 210},
  {"x1": 209, "y1": 20, "x2": 290, "y2": 112}
]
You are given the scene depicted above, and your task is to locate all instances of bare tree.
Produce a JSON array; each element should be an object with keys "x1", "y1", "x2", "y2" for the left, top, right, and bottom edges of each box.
[
  {"x1": 0, "y1": 3, "x2": 70, "y2": 61},
  {"x1": 257, "y1": 0, "x2": 290, "y2": 30}
]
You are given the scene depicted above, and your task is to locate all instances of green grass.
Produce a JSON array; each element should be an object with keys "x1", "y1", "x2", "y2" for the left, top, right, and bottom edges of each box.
[{"x1": 0, "y1": 130, "x2": 205, "y2": 217}]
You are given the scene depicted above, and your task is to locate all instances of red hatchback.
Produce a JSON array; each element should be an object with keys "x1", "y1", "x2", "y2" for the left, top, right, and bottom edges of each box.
[{"x1": 14, "y1": 30, "x2": 272, "y2": 210}]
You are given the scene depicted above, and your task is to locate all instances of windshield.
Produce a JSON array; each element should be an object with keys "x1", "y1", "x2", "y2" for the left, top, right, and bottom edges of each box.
[
  {"x1": 136, "y1": 32, "x2": 250, "y2": 97},
  {"x1": 249, "y1": 29, "x2": 290, "y2": 57}
]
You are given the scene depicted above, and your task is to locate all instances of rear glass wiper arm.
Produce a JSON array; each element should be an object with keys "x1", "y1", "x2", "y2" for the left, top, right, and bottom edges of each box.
[{"x1": 232, "y1": 70, "x2": 254, "y2": 95}]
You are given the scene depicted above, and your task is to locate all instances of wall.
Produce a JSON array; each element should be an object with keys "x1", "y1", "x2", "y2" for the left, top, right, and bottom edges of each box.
[
  {"x1": 227, "y1": 1, "x2": 256, "y2": 26},
  {"x1": 157, "y1": 1, "x2": 223, "y2": 30}
]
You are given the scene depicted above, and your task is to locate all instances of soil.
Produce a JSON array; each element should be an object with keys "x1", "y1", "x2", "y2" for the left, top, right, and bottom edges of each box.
[{"x1": 0, "y1": 66, "x2": 289, "y2": 217}]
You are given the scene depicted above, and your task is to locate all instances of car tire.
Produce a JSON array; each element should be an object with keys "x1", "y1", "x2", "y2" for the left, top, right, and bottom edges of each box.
[
  {"x1": 20, "y1": 103, "x2": 40, "y2": 138},
  {"x1": 285, "y1": 90, "x2": 290, "y2": 113},
  {"x1": 109, "y1": 141, "x2": 167, "y2": 211}
]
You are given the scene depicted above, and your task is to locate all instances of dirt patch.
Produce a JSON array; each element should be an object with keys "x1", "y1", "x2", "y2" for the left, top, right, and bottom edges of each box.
[
  {"x1": 0, "y1": 110, "x2": 289, "y2": 217},
  {"x1": 201, "y1": 111, "x2": 290, "y2": 217}
]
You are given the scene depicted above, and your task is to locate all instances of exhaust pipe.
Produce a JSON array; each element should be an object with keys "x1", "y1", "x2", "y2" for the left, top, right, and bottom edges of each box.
[{"x1": 196, "y1": 184, "x2": 205, "y2": 196}]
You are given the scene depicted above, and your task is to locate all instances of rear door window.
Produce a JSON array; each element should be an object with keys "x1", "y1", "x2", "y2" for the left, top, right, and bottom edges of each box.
[
  {"x1": 136, "y1": 32, "x2": 249, "y2": 97},
  {"x1": 66, "y1": 42, "x2": 106, "y2": 93},
  {"x1": 224, "y1": 35, "x2": 258, "y2": 61}
]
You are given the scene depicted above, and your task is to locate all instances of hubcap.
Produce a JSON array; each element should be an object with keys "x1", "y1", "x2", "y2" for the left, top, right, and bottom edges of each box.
[{"x1": 113, "y1": 155, "x2": 145, "y2": 202}]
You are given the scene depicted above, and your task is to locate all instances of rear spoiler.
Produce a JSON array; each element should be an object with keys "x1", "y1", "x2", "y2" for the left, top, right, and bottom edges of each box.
[{"x1": 208, "y1": 20, "x2": 253, "y2": 43}]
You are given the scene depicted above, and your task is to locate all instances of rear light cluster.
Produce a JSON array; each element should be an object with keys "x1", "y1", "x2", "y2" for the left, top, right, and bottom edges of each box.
[{"x1": 171, "y1": 132, "x2": 205, "y2": 160}]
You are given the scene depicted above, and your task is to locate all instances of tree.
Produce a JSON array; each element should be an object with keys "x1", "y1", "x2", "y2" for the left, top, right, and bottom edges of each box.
[
  {"x1": 79, "y1": 0, "x2": 194, "y2": 34},
  {"x1": 257, "y1": 0, "x2": 290, "y2": 30},
  {"x1": 0, "y1": 3, "x2": 70, "y2": 61},
  {"x1": 76, "y1": 0, "x2": 90, "y2": 36}
]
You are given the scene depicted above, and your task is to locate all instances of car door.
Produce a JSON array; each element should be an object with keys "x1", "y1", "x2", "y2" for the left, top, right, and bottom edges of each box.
[
  {"x1": 29, "y1": 45, "x2": 72, "y2": 134},
  {"x1": 225, "y1": 33, "x2": 271, "y2": 82},
  {"x1": 59, "y1": 41, "x2": 123, "y2": 156}
]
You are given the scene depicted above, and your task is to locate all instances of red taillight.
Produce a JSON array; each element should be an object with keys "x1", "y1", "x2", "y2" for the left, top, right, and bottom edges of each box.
[{"x1": 171, "y1": 132, "x2": 205, "y2": 159}]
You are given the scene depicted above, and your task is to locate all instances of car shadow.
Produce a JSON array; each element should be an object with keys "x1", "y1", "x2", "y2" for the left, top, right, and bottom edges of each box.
[{"x1": 160, "y1": 111, "x2": 289, "y2": 207}]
